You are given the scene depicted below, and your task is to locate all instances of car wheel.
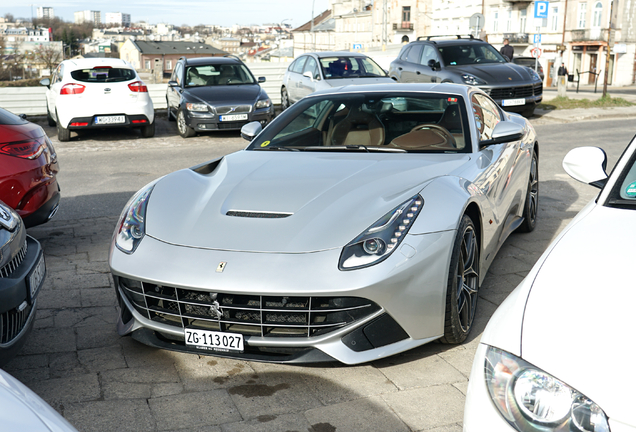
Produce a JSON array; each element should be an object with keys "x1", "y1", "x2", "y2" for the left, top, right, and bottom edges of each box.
[
  {"x1": 141, "y1": 122, "x2": 155, "y2": 138},
  {"x1": 56, "y1": 112, "x2": 70, "y2": 142},
  {"x1": 46, "y1": 106, "x2": 56, "y2": 127},
  {"x1": 440, "y1": 214, "x2": 479, "y2": 344},
  {"x1": 516, "y1": 149, "x2": 539, "y2": 233},
  {"x1": 177, "y1": 109, "x2": 195, "y2": 138},
  {"x1": 281, "y1": 87, "x2": 290, "y2": 111},
  {"x1": 167, "y1": 99, "x2": 175, "y2": 121}
]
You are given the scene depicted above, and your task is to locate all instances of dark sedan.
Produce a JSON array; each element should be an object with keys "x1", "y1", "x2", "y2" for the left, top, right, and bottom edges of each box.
[
  {"x1": 166, "y1": 56, "x2": 274, "y2": 138},
  {"x1": 389, "y1": 36, "x2": 543, "y2": 117}
]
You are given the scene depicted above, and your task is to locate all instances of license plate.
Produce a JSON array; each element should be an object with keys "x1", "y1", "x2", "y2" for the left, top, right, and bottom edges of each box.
[
  {"x1": 502, "y1": 98, "x2": 525, "y2": 106},
  {"x1": 28, "y1": 253, "x2": 46, "y2": 301},
  {"x1": 185, "y1": 328, "x2": 244, "y2": 353},
  {"x1": 95, "y1": 115, "x2": 125, "y2": 124},
  {"x1": 219, "y1": 114, "x2": 248, "y2": 122}
]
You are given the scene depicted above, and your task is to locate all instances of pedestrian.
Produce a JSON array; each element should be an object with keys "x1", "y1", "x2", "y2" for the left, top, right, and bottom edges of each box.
[
  {"x1": 558, "y1": 63, "x2": 568, "y2": 76},
  {"x1": 500, "y1": 38, "x2": 514, "y2": 61}
]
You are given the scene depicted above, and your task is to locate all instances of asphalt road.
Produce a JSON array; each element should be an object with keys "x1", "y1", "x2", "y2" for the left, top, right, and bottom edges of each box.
[{"x1": 5, "y1": 115, "x2": 635, "y2": 432}]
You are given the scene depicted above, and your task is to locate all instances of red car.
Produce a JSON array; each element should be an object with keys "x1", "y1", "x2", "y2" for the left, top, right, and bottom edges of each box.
[{"x1": 0, "y1": 107, "x2": 60, "y2": 227}]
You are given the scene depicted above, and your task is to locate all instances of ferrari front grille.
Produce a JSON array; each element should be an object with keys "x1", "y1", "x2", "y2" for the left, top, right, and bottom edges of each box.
[
  {"x1": 119, "y1": 278, "x2": 381, "y2": 338},
  {"x1": 0, "y1": 301, "x2": 32, "y2": 345},
  {"x1": 0, "y1": 241, "x2": 27, "y2": 278}
]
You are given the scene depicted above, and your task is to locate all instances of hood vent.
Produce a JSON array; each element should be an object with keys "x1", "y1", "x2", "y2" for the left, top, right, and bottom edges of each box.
[{"x1": 226, "y1": 210, "x2": 292, "y2": 219}]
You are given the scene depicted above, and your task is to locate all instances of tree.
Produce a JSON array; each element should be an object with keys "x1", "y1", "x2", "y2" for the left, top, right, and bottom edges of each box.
[
  {"x1": 4, "y1": 13, "x2": 14, "y2": 23},
  {"x1": 34, "y1": 44, "x2": 62, "y2": 74}
]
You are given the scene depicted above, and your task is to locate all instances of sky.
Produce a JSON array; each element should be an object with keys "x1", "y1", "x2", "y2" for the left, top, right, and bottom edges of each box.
[{"x1": 0, "y1": 0, "x2": 330, "y2": 28}]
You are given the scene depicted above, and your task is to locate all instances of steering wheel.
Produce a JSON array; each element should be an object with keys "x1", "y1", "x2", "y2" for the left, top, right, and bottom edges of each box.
[
  {"x1": 473, "y1": 57, "x2": 486, "y2": 63},
  {"x1": 410, "y1": 124, "x2": 457, "y2": 147}
]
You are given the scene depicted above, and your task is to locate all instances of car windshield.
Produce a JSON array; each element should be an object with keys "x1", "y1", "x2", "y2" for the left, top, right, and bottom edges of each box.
[
  {"x1": 247, "y1": 92, "x2": 470, "y2": 153},
  {"x1": 438, "y1": 44, "x2": 506, "y2": 66},
  {"x1": 319, "y1": 56, "x2": 387, "y2": 79},
  {"x1": 70, "y1": 67, "x2": 136, "y2": 82},
  {"x1": 185, "y1": 64, "x2": 255, "y2": 87}
]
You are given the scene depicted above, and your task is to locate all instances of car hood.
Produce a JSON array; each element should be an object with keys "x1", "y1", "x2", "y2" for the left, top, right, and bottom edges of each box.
[
  {"x1": 450, "y1": 62, "x2": 534, "y2": 84},
  {"x1": 145, "y1": 151, "x2": 471, "y2": 252},
  {"x1": 520, "y1": 204, "x2": 636, "y2": 426},
  {"x1": 185, "y1": 84, "x2": 263, "y2": 105},
  {"x1": 324, "y1": 77, "x2": 395, "y2": 87}
]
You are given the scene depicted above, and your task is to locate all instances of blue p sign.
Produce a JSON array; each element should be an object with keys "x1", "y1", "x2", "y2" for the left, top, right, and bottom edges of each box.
[{"x1": 534, "y1": 1, "x2": 549, "y2": 18}]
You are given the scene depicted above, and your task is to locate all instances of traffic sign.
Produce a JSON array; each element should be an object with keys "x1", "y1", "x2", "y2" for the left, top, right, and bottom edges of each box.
[
  {"x1": 352, "y1": 43, "x2": 362, "y2": 50},
  {"x1": 533, "y1": 34, "x2": 541, "y2": 44},
  {"x1": 530, "y1": 47, "x2": 542, "y2": 58},
  {"x1": 534, "y1": 1, "x2": 549, "y2": 19}
]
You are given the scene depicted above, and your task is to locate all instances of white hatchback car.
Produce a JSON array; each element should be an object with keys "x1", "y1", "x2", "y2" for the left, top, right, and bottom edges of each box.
[
  {"x1": 40, "y1": 58, "x2": 154, "y2": 141},
  {"x1": 463, "y1": 140, "x2": 636, "y2": 431}
]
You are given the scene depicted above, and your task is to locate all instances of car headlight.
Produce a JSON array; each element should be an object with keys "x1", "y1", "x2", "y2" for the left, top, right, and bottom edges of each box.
[
  {"x1": 461, "y1": 74, "x2": 487, "y2": 85},
  {"x1": 484, "y1": 346, "x2": 610, "y2": 432},
  {"x1": 339, "y1": 195, "x2": 423, "y2": 270},
  {"x1": 186, "y1": 102, "x2": 209, "y2": 112},
  {"x1": 255, "y1": 99, "x2": 271, "y2": 109},
  {"x1": 528, "y1": 68, "x2": 542, "y2": 81},
  {"x1": 115, "y1": 182, "x2": 156, "y2": 254}
]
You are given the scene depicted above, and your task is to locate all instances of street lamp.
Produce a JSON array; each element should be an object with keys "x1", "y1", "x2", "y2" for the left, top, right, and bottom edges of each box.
[{"x1": 311, "y1": 0, "x2": 316, "y2": 50}]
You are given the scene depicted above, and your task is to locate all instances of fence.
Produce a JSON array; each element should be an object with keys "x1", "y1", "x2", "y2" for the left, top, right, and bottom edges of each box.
[{"x1": 0, "y1": 62, "x2": 292, "y2": 116}]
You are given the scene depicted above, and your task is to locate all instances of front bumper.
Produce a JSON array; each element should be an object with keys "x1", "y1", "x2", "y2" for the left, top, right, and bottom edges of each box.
[
  {"x1": 0, "y1": 236, "x2": 45, "y2": 366},
  {"x1": 184, "y1": 107, "x2": 275, "y2": 132},
  {"x1": 480, "y1": 82, "x2": 543, "y2": 112},
  {"x1": 109, "y1": 229, "x2": 455, "y2": 364}
]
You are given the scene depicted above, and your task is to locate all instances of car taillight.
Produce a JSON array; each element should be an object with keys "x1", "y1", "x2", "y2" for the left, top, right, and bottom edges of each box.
[
  {"x1": 0, "y1": 139, "x2": 45, "y2": 159},
  {"x1": 128, "y1": 81, "x2": 148, "y2": 92},
  {"x1": 60, "y1": 83, "x2": 85, "y2": 95}
]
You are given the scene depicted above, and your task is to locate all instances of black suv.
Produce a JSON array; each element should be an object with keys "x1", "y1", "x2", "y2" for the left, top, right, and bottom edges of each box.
[
  {"x1": 167, "y1": 56, "x2": 274, "y2": 138},
  {"x1": 389, "y1": 36, "x2": 543, "y2": 116}
]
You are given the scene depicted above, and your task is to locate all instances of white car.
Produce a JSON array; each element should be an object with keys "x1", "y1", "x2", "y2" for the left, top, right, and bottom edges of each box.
[
  {"x1": 0, "y1": 368, "x2": 78, "y2": 432},
  {"x1": 40, "y1": 58, "x2": 154, "y2": 142},
  {"x1": 463, "y1": 140, "x2": 636, "y2": 431}
]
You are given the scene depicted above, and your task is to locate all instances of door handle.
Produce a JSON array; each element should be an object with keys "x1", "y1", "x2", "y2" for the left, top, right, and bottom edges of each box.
[
  {"x1": 398, "y1": 67, "x2": 403, "y2": 71},
  {"x1": 416, "y1": 71, "x2": 421, "y2": 75}
]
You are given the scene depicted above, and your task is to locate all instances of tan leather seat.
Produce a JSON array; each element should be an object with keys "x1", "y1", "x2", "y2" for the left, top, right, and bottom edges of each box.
[
  {"x1": 437, "y1": 104, "x2": 462, "y2": 133},
  {"x1": 331, "y1": 106, "x2": 385, "y2": 147}
]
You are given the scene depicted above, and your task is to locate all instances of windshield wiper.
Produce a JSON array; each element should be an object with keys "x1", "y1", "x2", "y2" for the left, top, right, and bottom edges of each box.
[
  {"x1": 253, "y1": 146, "x2": 299, "y2": 151},
  {"x1": 302, "y1": 146, "x2": 406, "y2": 153}
]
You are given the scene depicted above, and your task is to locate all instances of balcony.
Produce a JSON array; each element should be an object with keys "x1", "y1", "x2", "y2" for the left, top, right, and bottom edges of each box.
[
  {"x1": 503, "y1": 33, "x2": 529, "y2": 44},
  {"x1": 570, "y1": 28, "x2": 609, "y2": 42},
  {"x1": 393, "y1": 22, "x2": 414, "y2": 31}
]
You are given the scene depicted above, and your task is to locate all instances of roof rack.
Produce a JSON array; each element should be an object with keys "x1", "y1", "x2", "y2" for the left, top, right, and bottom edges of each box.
[{"x1": 417, "y1": 35, "x2": 480, "y2": 42}]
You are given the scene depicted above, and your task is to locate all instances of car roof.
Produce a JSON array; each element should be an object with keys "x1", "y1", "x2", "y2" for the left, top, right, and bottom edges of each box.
[
  {"x1": 308, "y1": 82, "x2": 477, "y2": 98},
  {"x1": 411, "y1": 37, "x2": 489, "y2": 47},
  {"x1": 182, "y1": 56, "x2": 242, "y2": 66},
  {"x1": 62, "y1": 58, "x2": 133, "y2": 70},
  {"x1": 304, "y1": 51, "x2": 371, "y2": 59}
]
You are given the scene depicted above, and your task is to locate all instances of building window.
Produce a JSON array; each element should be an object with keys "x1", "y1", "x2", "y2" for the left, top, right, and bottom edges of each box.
[
  {"x1": 550, "y1": 6, "x2": 559, "y2": 32},
  {"x1": 145, "y1": 60, "x2": 151, "y2": 69},
  {"x1": 506, "y1": 10, "x2": 512, "y2": 32},
  {"x1": 577, "y1": 2, "x2": 587, "y2": 28},
  {"x1": 520, "y1": 9, "x2": 527, "y2": 33},
  {"x1": 166, "y1": 60, "x2": 173, "y2": 70},
  {"x1": 492, "y1": 10, "x2": 499, "y2": 33},
  {"x1": 402, "y1": 6, "x2": 411, "y2": 22},
  {"x1": 592, "y1": 2, "x2": 602, "y2": 27}
]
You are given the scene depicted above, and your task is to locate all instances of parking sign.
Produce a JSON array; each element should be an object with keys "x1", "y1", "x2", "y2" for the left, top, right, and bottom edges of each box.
[
  {"x1": 533, "y1": 34, "x2": 541, "y2": 44},
  {"x1": 534, "y1": 1, "x2": 549, "y2": 19}
]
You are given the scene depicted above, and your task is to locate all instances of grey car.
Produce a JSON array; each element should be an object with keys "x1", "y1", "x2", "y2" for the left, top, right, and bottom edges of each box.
[
  {"x1": 280, "y1": 51, "x2": 394, "y2": 110},
  {"x1": 389, "y1": 36, "x2": 543, "y2": 117},
  {"x1": 109, "y1": 83, "x2": 539, "y2": 365}
]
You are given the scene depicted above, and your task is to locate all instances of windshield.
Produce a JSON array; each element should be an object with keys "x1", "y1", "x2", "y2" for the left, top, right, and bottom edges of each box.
[
  {"x1": 247, "y1": 92, "x2": 470, "y2": 153},
  {"x1": 319, "y1": 56, "x2": 387, "y2": 79},
  {"x1": 70, "y1": 67, "x2": 136, "y2": 83},
  {"x1": 185, "y1": 64, "x2": 255, "y2": 87},
  {"x1": 438, "y1": 44, "x2": 506, "y2": 66}
]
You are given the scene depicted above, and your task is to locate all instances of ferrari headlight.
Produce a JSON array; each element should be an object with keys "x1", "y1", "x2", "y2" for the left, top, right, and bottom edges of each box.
[
  {"x1": 339, "y1": 195, "x2": 423, "y2": 270},
  {"x1": 186, "y1": 102, "x2": 208, "y2": 112},
  {"x1": 484, "y1": 346, "x2": 610, "y2": 432},
  {"x1": 461, "y1": 74, "x2": 486, "y2": 85},
  {"x1": 115, "y1": 182, "x2": 156, "y2": 254},
  {"x1": 255, "y1": 98, "x2": 271, "y2": 109}
]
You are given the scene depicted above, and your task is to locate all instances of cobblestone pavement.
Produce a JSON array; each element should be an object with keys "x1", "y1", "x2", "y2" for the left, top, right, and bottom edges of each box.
[{"x1": 3, "y1": 115, "x2": 633, "y2": 432}]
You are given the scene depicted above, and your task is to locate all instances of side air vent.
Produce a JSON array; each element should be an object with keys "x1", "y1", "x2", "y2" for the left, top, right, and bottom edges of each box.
[
  {"x1": 191, "y1": 157, "x2": 222, "y2": 175},
  {"x1": 226, "y1": 211, "x2": 292, "y2": 219}
]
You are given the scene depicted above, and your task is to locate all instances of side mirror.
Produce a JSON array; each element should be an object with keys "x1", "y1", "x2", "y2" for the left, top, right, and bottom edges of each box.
[
  {"x1": 427, "y1": 59, "x2": 440, "y2": 71},
  {"x1": 302, "y1": 70, "x2": 314, "y2": 81},
  {"x1": 168, "y1": 80, "x2": 179, "y2": 87},
  {"x1": 40, "y1": 78, "x2": 50, "y2": 87},
  {"x1": 563, "y1": 146, "x2": 608, "y2": 189},
  {"x1": 258, "y1": 76, "x2": 266, "y2": 83},
  {"x1": 480, "y1": 121, "x2": 524, "y2": 147},
  {"x1": 241, "y1": 121, "x2": 262, "y2": 141},
  {"x1": 18, "y1": 114, "x2": 27, "y2": 120}
]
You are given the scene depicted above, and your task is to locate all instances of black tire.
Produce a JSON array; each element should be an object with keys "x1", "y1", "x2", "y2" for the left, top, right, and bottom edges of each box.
[
  {"x1": 141, "y1": 122, "x2": 155, "y2": 138},
  {"x1": 56, "y1": 113, "x2": 70, "y2": 142},
  {"x1": 46, "y1": 106, "x2": 56, "y2": 127},
  {"x1": 440, "y1": 215, "x2": 480, "y2": 344},
  {"x1": 516, "y1": 149, "x2": 539, "y2": 233},
  {"x1": 167, "y1": 99, "x2": 175, "y2": 121},
  {"x1": 281, "y1": 87, "x2": 290, "y2": 111},
  {"x1": 177, "y1": 109, "x2": 195, "y2": 138}
]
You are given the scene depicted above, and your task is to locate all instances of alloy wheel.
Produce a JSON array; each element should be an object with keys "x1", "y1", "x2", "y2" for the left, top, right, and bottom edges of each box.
[
  {"x1": 527, "y1": 155, "x2": 539, "y2": 224},
  {"x1": 456, "y1": 225, "x2": 479, "y2": 332}
]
